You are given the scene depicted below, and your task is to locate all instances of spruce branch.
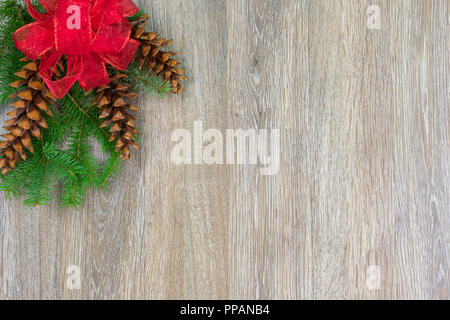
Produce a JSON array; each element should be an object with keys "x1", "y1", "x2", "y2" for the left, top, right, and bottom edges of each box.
[
  {"x1": 65, "y1": 91, "x2": 112, "y2": 142},
  {"x1": 0, "y1": 157, "x2": 43, "y2": 198},
  {"x1": 125, "y1": 63, "x2": 172, "y2": 97},
  {"x1": 98, "y1": 152, "x2": 123, "y2": 189},
  {"x1": 61, "y1": 84, "x2": 124, "y2": 193},
  {"x1": 24, "y1": 161, "x2": 49, "y2": 207},
  {"x1": 127, "y1": 11, "x2": 146, "y2": 22}
]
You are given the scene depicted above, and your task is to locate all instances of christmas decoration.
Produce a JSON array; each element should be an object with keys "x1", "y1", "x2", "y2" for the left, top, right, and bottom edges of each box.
[
  {"x1": 131, "y1": 14, "x2": 187, "y2": 94},
  {"x1": 14, "y1": 0, "x2": 140, "y2": 98},
  {"x1": 92, "y1": 72, "x2": 139, "y2": 160},
  {"x1": 0, "y1": 57, "x2": 56, "y2": 174},
  {"x1": 0, "y1": 0, "x2": 186, "y2": 207}
]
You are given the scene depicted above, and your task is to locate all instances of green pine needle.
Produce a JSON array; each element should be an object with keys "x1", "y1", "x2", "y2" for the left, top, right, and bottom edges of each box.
[
  {"x1": 127, "y1": 11, "x2": 146, "y2": 22},
  {"x1": 125, "y1": 62, "x2": 172, "y2": 97}
]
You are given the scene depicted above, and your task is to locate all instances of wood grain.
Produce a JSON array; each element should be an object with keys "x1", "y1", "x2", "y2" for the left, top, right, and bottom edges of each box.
[{"x1": 0, "y1": 0, "x2": 448, "y2": 300}]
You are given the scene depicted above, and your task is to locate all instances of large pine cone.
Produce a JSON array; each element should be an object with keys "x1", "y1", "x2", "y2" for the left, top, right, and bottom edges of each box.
[
  {"x1": 0, "y1": 58, "x2": 56, "y2": 175},
  {"x1": 92, "y1": 73, "x2": 139, "y2": 160},
  {"x1": 131, "y1": 14, "x2": 188, "y2": 94}
]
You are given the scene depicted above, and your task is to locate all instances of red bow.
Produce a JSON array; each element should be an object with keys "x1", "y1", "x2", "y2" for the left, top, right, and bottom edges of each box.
[{"x1": 14, "y1": 0, "x2": 140, "y2": 98}]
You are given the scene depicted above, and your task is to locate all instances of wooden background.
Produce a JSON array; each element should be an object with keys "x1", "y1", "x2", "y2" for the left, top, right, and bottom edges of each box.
[{"x1": 0, "y1": 0, "x2": 449, "y2": 300}]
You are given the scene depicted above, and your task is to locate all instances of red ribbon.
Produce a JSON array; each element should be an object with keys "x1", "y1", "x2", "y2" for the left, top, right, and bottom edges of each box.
[{"x1": 14, "y1": 0, "x2": 140, "y2": 98}]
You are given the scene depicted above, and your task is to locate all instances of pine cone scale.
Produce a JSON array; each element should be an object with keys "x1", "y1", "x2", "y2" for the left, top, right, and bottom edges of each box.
[
  {"x1": 93, "y1": 73, "x2": 140, "y2": 160},
  {"x1": 0, "y1": 60, "x2": 54, "y2": 175},
  {"x1": 132, "y1": 15, "x2": 187, "y2": 94}
]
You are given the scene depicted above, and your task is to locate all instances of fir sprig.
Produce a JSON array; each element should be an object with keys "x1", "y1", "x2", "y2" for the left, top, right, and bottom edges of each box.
[
  {"x1": 125, "y1": 62, "x2": 172, "y2": 97},
  {"x1": 127, "y1": 11, "x2": 146, "y2": 22}
]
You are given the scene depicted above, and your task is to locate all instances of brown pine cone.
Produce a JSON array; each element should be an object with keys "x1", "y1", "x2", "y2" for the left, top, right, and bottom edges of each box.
[
  {"x1": 92, "y1": 73, "x2": 139, "y2": 160},
  {"x1": 0, "y1": 58, "x2": 56, "y2": 175},
  {"x1": 131, "y1": 14, "x2": 188, "y2": 94}
]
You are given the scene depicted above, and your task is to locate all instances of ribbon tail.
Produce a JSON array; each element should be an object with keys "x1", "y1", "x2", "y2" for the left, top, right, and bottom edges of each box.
[{"x1": 39, "y1": 51, "x2": 82, "y2": 99}]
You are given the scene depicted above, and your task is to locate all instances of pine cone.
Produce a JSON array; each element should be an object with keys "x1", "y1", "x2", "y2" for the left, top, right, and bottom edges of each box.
[
  {"x1": 92, "y1": 73, "x2": 139, "y2": 160},
  {"x1": 131, "y1": 14, "x2": 188, "y2": 94},
  {"x1": 0, "y1": 58, "x2": 56, "y2": 175}
]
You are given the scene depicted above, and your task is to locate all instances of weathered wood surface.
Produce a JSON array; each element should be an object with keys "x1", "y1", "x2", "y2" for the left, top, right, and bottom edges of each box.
[{"x1": 0, "y1": 0, "x2": 448, "y2": 300}]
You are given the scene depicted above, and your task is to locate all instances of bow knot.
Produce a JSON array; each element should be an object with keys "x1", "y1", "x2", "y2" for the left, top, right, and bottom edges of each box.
[{"x1": 14, "y1": 0, "x2": 140, "y2": 98}]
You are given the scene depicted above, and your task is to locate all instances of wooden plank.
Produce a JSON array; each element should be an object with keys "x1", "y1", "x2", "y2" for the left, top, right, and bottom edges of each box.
[{"x1": 227, "y1": 0, "x2": 312, "y2": 299}]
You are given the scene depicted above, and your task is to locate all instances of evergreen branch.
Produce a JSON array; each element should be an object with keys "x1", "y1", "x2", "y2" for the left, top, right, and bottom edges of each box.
[
  {"x1": 22, "y1": 161, "x2": 54, "y2": 207},
  {"x1": 98, "y1": 152, "x2": 122, "y2": 189},
  {"x1": 68, "y1": 177, "x2": 79, "y2": 203},
  {"x1": 46, "y1": 159, "x2": 75, "y2": 176},
  {"x1": 13, "y1": 0, "x2": 25, "y2": 25},
  {"x1": 44, "y1": 143, "x2": 90, "y2": 208},
  {"x1": 127, "y1": 11, "x2": 145, "y2": 22},
  {"x1": 125, "y1": 62, "x2": 172, "y2": 96},
  {"x1": 66, "y1": 91, "x2": 112, "y2": 139},
  {"x1": 43, "y1": 146, "x2": 85, "y2": 178},
  {"x1": 63, "y1": 85, "x2": 123, "y2": 193},
  {"x1": 0, "y1": 158, "x2": 43, "y2": 197},
  {"x1": 46, "y1": 109, "x2": 74, "y2": 145},
  {"x1": 73, "y1": 115, "x2": 97, "y2": 183},
  {"x1": 68, "y1": 114, "x2": 97, "y2": 183},
  {"x1": 62, "y1": 175, "x2": 82, "y2": 208},
  {"x1": 77, "y1": 116, "x2": 86, "y2": 157},
  {"x1": 34, "y1": 162, "x2": 47, "y2": 207}
]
